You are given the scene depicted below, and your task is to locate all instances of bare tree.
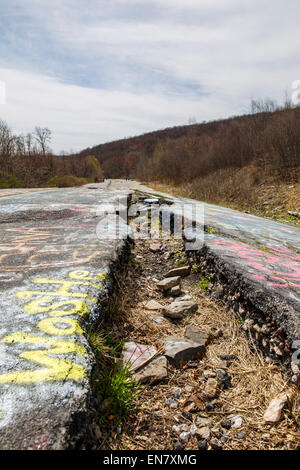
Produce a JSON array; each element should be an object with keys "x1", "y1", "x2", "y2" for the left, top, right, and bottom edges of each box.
[{"x1": 34, "y1": 127, "x2": 52, "y2": 155}]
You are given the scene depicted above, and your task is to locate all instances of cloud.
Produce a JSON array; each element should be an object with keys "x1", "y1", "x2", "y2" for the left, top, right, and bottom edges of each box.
[
  {"x1": 0, "y1": 67, "x2": 230, "y2": 152},
  {"x1": 0, "y1": 0, "x2": 299, "y2": 152}
]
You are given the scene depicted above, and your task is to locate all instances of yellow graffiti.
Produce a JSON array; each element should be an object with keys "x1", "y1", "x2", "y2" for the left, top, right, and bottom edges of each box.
[
  {"x1": 16, "y1": 279, "x2": 98, "y2": 302},
  {"x1": 37, "y1": 317, "x2": 83, "y2": 336},
  {"x1": 0, "y1": 269, "x2": 108, "y2": 385},
  {"x1": 0, "y1": 332, "x2": 87, "y2": 384},
  {"x1": 16, "y1": 269, "x2": 107, "y2": 302},
  {"x1": 23, "y1": 298, "x2": 90, "y2": 317},
  {"x1": 68, "y1": 270, "x2": 108, "y2": 281}
]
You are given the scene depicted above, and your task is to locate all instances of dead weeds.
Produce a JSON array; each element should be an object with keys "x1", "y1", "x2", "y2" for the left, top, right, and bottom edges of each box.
[{"x1": 99, "y1": 238, "x2": 300, "y2": 451}]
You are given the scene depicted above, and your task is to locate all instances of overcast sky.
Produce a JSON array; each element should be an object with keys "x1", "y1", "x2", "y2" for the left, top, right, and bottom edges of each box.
[{"x1": 0, "y1": 0, "x2": 299, "y2": 153}]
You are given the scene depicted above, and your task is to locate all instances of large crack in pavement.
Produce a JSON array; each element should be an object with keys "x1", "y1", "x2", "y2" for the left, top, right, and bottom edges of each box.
[
  {"x1": 97, "y1": 191, "x2": 299, "y2": 451},
  {"x1": 0, "y1": 181, "x2": 299, "y2": 450}
]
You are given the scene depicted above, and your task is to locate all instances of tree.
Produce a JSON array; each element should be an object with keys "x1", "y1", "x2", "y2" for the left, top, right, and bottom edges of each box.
[
  {"x1": 84, "y1": 155, "x2": 103, "y2": 179},
  {"x1": 34, "y1": 127, "x2": 52, "y2": 155}
]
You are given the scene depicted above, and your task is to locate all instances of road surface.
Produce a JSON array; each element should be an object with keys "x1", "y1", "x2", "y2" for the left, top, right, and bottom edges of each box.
[{"x1": 0, "y1": 179, "x2": 299, "y2": 449}]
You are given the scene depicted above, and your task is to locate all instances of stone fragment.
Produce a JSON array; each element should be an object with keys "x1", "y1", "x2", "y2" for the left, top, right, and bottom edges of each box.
[
  {"x1": 229, "y1": 415, "x2": 243, "y2": 428},
  {"x1": 182, "y1": 411, "x2": 193, "y2": 422},
  {"x1": 170, "y1": 285, "x2": 182, "y2": 297},
  {"x1": 237, "y1": 430, "x2": 247, "y2": 440},
  {"x1": 173, "y1": 424, "x2": 189, "y2": 434},
  {"x1": 184, "y1": 385, "x2": 195, "y2": 394},
  {"x1": 197, "y1": 439, "x2": 208, "y2": 450},
  {"x1": 216, "y1": 369, "x2": 232, "y2": 389},
  {"x1": 204, "y1": 378, "x2": 218, "y2": 399},
  {"x1": 164, "y1": 336, "x2": 205, "y2": 367},
  {"x1": 164, "y1": 266, "x2": 191, "y2": 278},
  {"x1": 292, "y1": 374, "x2": 300, "y2": 385},
  {"x1": 205, "y1": 402, "x2": 215, "y2": 412},
  {"x1": 211, "y1": 426, "x2": 222, "y2": 437},
  {"x1": 185, "y1": 325, "x2": 210, "y2": 346},
  {"x1": 150, "y1": 243, "x2": 162, "y2": 252},
  {"x1": 174, "y1": 441, "x2": 184, "y2": 451},
  {"x1": 210, "y1": 438, "x2": 223, "y2": 450},
  {"x1": 213, "y1": 285, "x2": 224, "y2": 299},
  {"x1": 196, "y1": 426, "x2": 210, "y2": 441},
  {"x1": 162, "y1": 300, "x2": 198, "y2": 319},
  {"x1": 179, "y1": 432, "x2": 191, "y2": 442},
  {"x1": 203, "y1": 370, "x2": 217, "y2": 380},
  {"x1": 177, "y1": 295, "x2": 192, "y2": 301},
  {"x1": 121, "y1": 342, "x2": 157, "y2": 371},
  {"x1": 145, "y1": 300, "x2": 163, "y2": 311},
  {"x1": 196, "y1": 417, "x2": 212, "y2": 428},
  {"x1": 221, "y1": 419, "x2": 231, "y2": 430},
  {"x1": 157, "y1": 276, "x2": 181, "y2": 292},
  {"x1": 291, "y1": 362, "x2": 300, "y2": 375},
  {"x1": 134, "y1": 356, "x2": 168, "y2": 384},
  {"x1": 170, "y1": 386, "x2": 182, "y2": 398},
  {"x1": 263, "y1": 392, "x2": 293, "y2": 424}
]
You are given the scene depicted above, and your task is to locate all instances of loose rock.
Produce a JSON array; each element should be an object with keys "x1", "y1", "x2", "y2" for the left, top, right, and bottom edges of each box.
[
  {"x1": 197, "y1": 439, "x2": 208, "y2": 450},
  {"x1": 221, "y1": 419, "x2": 231, "y2": 430},
  {"x1": 179, "y1": 431, "x2": 191, "y2": 442},
  {"x1": 210, "y1": 438, "x2": 223, "y2": 450},
  {"x1": 174, "y1": 441, "x2": 184, "y2": 451},
  {"x1": 184, "y1": 325, "x2": 210, "y2": 346},
  {"x1": 216, "y1": 369, "x2": 232, "y2": 389},
  {"x1": 162, "y1": 300, "x2": 198, "y2": 319},
  {"x1": 164, "y1": 336, "x2": 206, "y2": 367},
  {"x1": 144, "y1": 300, "x2": 163, "y2": 311},
  {"x1": 196, "y1": 417, "x2": 212, "y2": 427},
  {"x1": 150, "y1": 243, "x2": 162, "y2": 252},
  {"x1": 157, "y1": 276, "x2": 181, "y2": 292},
  {"x1": 229, "y1": 415, "x2": 243, "y2": 428},
  {"x1": 164, "y1": 266, "x2": 191, "y2": 278},
  {"x1": 177, "y1": 295, "x2": 192, "y2": 301},
  {"x1": 170, "y1": 285, "x2": 182, "y2": 297},
  {"x1": 263, "y1": 392, "x2": 293, "y2": 424},
  {"x1": 196, "y1": 426, "x2": 210, "y2": 441},
  {"x1": 134, "y1": 355, "x2": 168, "y2": 384},
  {"x1": 121, "y1": 342, "x2": 157, "y2": 371},
  {"x1": 237, "y1": 430, "x2": 247, "y2": 440},
  {"x1": 204, "y1": 378, "x2": 218, "y2": 399},
  {"x1": 203, "y1": 370, "x2": 217, "y2": 380},
  {"x1": 182, "y1": 411, "x2": 193, "y2": 422}
]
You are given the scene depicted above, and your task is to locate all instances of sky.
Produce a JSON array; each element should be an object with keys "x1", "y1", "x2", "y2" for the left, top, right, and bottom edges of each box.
[{"x1": 0, "y1": 0, "x2": 299, "y2": 153}]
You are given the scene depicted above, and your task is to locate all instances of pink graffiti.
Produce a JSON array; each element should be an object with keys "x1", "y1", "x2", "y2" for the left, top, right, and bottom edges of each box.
[{"x1": 213, "y1": 238, "x2": 300, "y2": 288}]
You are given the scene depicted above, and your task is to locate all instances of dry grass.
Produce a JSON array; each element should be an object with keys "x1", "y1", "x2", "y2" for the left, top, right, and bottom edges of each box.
[
  {"x1": 102, "y1": 238, "x2": 300, "y2": 451},
  {"x1": 149, "y1": 169, "x2": 300, "y2": 227}
]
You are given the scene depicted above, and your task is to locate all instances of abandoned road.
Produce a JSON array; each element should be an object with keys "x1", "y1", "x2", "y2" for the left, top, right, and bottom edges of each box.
[{"x1": 0, "y1": 179, "x2": 299, "y2": 449}]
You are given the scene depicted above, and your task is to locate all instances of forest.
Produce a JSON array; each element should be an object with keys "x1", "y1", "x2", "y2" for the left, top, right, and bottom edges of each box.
[
  {"x1": 1, "y1": 101, "x2": 300, "y2": 197},
  {"x1": 0, "y1": 121, "x2": 102, "y2": 188}
]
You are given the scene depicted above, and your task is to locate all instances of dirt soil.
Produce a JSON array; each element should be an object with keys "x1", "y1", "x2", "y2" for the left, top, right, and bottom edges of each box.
[{"x1": 99, "y1": 237, "x2": 300, "y2": 451}]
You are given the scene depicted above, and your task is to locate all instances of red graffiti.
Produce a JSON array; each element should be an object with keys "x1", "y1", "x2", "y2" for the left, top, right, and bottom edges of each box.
[{"x1": 213, "y1": 238, "x2": 300, "y2": 288}]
